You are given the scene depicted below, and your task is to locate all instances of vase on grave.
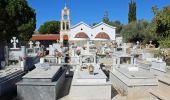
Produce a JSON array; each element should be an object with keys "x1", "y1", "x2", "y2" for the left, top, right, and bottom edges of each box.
[
  {"x1": 20, "y1": 61, "x2": 24, "y2": 68},
  {"x1": 88, "y1": 65, "x2": 94, "y2": 74},
  {"x1": 40, "y1": 58, "x2": 44, "y2": 63},
  {"x1": 57, "y1": 57, "x2": 61, "y2": 64}
]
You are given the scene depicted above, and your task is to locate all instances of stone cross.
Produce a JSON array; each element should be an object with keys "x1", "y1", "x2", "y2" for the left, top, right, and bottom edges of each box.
[
  {"x1": 56, "y1": 39, "x2": 59, "y2": 43},
  {"x1": 29, "y1": 41, "x2": 33, "y2": 48},
  {"x1": 136, "y1": 41, "x2": 139, "y2": 46},
  {"x1": 11, "y1": 37, "x2": 18, "y2": 49},
  {"x1": 35, "y1": 41, "x2": 40, "y2": 48},
  {"x1": 149, "y1": 40, "x2": 152, "y2": 45},
  {"x1": 46, "y1": 45, "x2": 54, "y2": 56}
]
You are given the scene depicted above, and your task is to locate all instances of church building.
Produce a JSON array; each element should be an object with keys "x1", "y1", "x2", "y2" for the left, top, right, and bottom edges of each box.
[{"x1": 32, "y1": 6, "x2": 116, "y2": 45}]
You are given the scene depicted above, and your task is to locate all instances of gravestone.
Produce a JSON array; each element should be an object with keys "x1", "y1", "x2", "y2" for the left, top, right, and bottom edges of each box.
[
  {"x1": 35, "y1": 41, "x2": 40, "y2": 48},
  {"x1": 47, "y1": 45, "x2": 55, "y2": 56}
]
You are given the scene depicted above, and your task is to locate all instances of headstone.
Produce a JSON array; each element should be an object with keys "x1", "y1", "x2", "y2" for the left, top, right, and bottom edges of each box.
[
  {"x1": 35, "y1": 41, "x2": 40, "y2": 48},
  {"x1": 46, "y1": 45, "x2": 55, "y2": 56},
  {"x1": 11, "y1": 37, "x2": 18, "y2": 49}
]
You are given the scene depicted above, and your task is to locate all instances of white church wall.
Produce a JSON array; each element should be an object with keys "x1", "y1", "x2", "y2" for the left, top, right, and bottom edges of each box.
[
  {"x1": 69, "y1": 22, "x2": 116, "y2": 41},
  {"x1": 92, "y1": 23, "x2": 116, "y2": 40},
  {"x1": 70, "y1": 23, "x2": 92, "y2": 40}
]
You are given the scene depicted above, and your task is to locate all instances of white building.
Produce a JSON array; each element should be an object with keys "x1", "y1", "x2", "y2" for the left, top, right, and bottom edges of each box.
[
  {"x1": 60, "y1": 6, "x2": 116, "y2": 42},
  {"x1": 69, "y1": 22, "x2": 116, "y2": 41}
]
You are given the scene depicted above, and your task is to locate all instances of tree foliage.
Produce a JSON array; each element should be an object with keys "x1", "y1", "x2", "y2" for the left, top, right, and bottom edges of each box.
[
  {"x1": 147, "y1": 5, "x2": 170, "y2": 47},
  {"x1": 102, "y1": 11, "x2": 110, "y2": 24},
  {"x1": 128, "y1": 0, "x2": 137, "y2": 23},
  {"x1": 154, "y1": 6, "x2": 170, "y2": 38},
  {"x1": 109, "y1": 20, "x2": 123, "y2": 34},
  {"x1": 121, "y1": 20, "x2": 149, "y2": 43},
  {"x1": 0, "y1": 0, "x2": 36, "y2": 42},
  {"x1": 159, "y1": 37, "x2": 170, "y2": 48},
  {"x1": 38, "y1": 21, "x2": 60, "y2": 34},
  {"x1": 102, "y1": 12, "x2": 123, "y2": 33}
]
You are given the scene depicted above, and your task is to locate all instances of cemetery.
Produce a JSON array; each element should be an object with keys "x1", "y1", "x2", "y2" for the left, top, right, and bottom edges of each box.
[{"x1": 0, "y1": 1, "x2": 170, "y2": 100}]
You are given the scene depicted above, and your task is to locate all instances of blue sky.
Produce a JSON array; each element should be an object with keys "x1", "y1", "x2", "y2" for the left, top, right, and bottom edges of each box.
[{"x1": 27, "y1": 0, "x2": 170, "y2": 30}]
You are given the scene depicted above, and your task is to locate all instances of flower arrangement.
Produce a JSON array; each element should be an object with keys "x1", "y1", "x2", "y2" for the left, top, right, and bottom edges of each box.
[
  {"x1": 154, "y1": 49, "x2": 170, "y2": 66},
  {"x1": 19, "y1": 56, "x2": 26, "y2": 61},
  {"x1": 83, "y1": 45, "x2": 87, "y2": 50},
  {"x1": 76, "y1": 47, "x2": 81, "y2": 56},
  {"x1": 55, "y1": 51, "x2": 63, "y2": 58},
  {"x1": 37, "y1": 52, "x2": 45, "y2": 57}
]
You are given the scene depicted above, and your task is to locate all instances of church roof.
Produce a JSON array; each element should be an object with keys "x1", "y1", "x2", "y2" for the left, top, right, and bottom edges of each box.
[
  {"x1": 95, "y1": 32, "x2": 110, "y2": 39},
  {"x1": 92, "y1": 22, "x2": 116, "y2": 29},
  {"x1": 32, "y1": 34, "x2": 60, "y2": 40},
  {"x1": 71, "y1": 21, "x2": 91, "y2": 29},
  {"x1": 75, "y1": 32, "x2": 89, "y2": 38},
  {"x1": 71, "y1": 22, "x2": 116, "y2": 29}
]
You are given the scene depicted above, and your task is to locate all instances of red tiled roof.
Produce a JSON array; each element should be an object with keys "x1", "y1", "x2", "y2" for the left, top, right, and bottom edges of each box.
[
  {"x1": 95, "y1": 32, "x2": 110, "y2": 39},
  {"x1": 32, "y1": 34, "x2": 60, "y2": 40},
  {"x1": 75, "y1": 32, "x2": 89, "y2": 38}
]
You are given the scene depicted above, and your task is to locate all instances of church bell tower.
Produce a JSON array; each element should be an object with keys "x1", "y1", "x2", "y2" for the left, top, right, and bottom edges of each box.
[{"x1": 60, "y1": 5, "x2": 70, "y2": 42}]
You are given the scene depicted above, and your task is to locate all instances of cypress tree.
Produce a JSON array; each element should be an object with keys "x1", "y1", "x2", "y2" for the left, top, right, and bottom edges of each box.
[{"x1": 128, "y1": 0, "x2": 137, "y2": 23}]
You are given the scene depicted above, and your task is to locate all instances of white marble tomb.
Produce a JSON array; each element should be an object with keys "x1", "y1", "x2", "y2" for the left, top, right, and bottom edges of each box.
[
  {"x1": 69, "y1": 64, "x2": 111, "y2": 100},
  {"x1": 110, "y1": 65, "x2": 158, "y2": 99},
  {"x1": 17, "y1": 65, "x2": 66, "y2": 100}
]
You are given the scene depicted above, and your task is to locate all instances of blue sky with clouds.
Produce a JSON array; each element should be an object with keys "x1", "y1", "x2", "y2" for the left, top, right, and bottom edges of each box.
[{"x1": 27, "y1": 0, "x2": 170, "y2": 30}]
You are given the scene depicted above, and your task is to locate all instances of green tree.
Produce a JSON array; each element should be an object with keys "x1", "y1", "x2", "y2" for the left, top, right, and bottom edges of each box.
[
  {"x1": 101, "y1": 12, "x2": 124, "y2": 33},
  {"x1": 147, "y1": 5, "x2": 170, "y2": 47},
  {"x1": 109, "y1": 20, "x2": 123, "y2": 33},
  {"x1": 128, "y1": 0, "x2": 137, "y2": 23},
  {"x1": 154, "y1": 6, "x2": 170, "y2": 38},
  {"x1": 121, "y1": 20, "x2": 149, "y2": 43},
  {"x1": 102, "y1": 11, "x2": 110, "y2": 24},
  {"x1": 38, "y1": 21, "x2": 60, "y2": 34},
  {"x1": 0, "y1": 0, "x2": 36, "y2": 42}
]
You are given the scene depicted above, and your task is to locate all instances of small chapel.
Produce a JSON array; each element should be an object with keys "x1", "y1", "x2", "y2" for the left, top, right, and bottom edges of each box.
[{"x1": 32, "y1": 5, "x2": 116, "y2": 46}]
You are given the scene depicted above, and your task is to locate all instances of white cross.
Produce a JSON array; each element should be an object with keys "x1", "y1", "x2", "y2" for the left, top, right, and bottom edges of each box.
[
  {"x1": 29, "y1": 41, "x2": 33, "y2": 48},
  {"x1": 56, "y1": 39, "x2": 59, "y2": 43},
  {"x1": 35, "y1": 41, "x2": 40, "y2": 48},
  {"x1": 136, "y1": 41, "x2": 139, "y2": 46},
  {"x1": 149, "y1": 40, "x2": 152, "y2": 45},
  {"x1": 11, "y1": 37, "x2": 18, "y2": 49}
]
